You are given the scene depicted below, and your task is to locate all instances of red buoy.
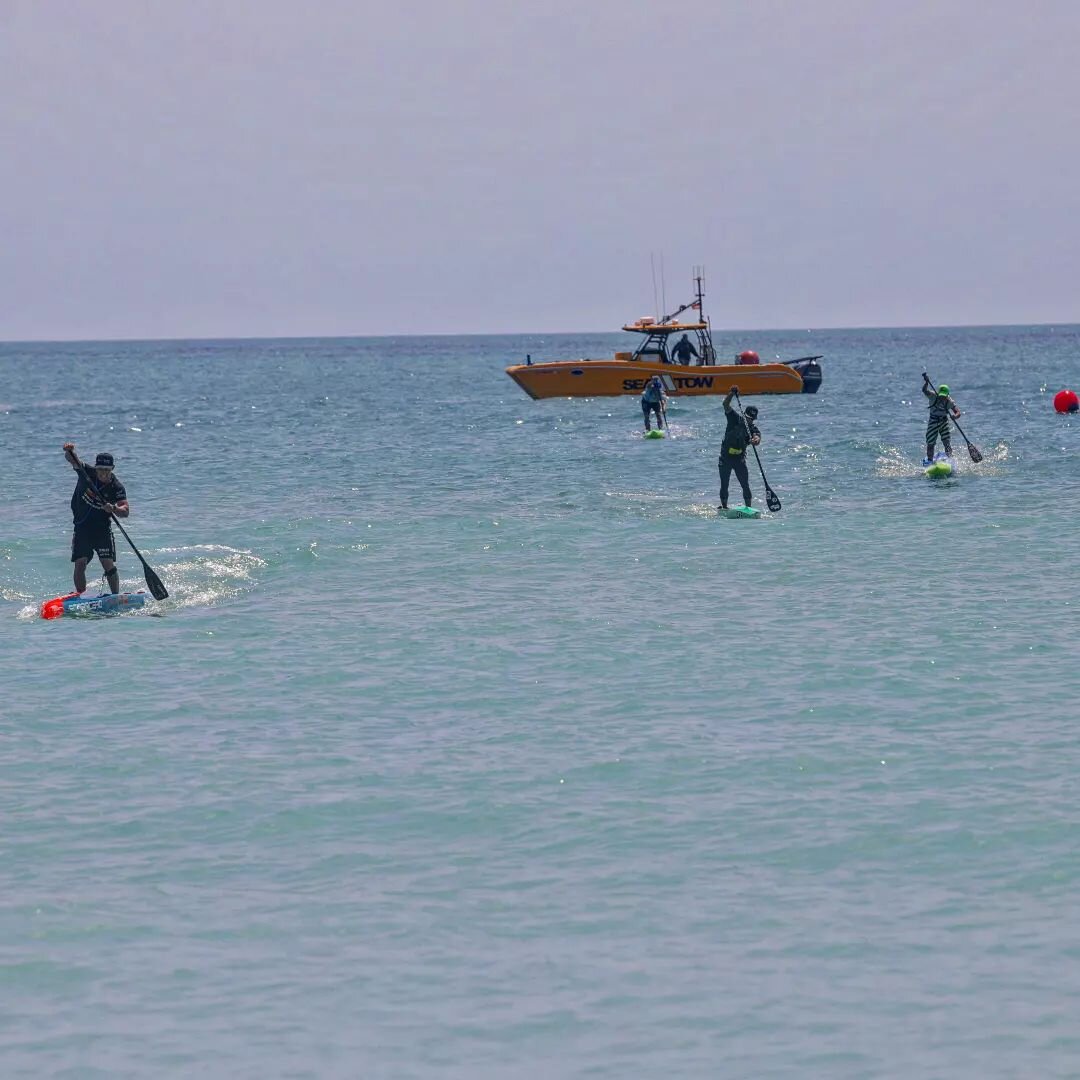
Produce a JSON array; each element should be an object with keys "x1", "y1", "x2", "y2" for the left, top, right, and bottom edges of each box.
[
  {"x1": 737, "y1": 350, "x2": 760, "y2": 365},
  {"x1": 1054, "y1": 389, "x2": 1079, "y2": 413}
]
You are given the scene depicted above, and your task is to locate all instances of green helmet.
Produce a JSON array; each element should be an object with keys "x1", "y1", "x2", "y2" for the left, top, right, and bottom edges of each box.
[{"x1": 937, "y1": 384, "x2": 950, "y2": 396}]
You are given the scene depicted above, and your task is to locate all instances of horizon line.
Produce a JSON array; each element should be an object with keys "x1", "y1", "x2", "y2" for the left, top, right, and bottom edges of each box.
[{"x1": 2, "y1": 319, "x2": 1078, "y2": 347}]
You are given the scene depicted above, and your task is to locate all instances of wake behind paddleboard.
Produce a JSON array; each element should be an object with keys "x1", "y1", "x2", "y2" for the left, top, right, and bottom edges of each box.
[
  {"x1": 719, "y1": 505, "x2": 762, "y2": 519},
  {"x1": 923, "y1": 454, "x2": 954, "y2": 479},
  {"x1": 40, "y1": 591, "x2": 148, "y2": 619},
  {"x1": 644, "y1": 429, "x2": 665, "y2": 439}
]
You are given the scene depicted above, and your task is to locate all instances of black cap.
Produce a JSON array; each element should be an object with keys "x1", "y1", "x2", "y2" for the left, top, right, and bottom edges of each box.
[
  {"x1": 745, "y1": 406, "x2": 759, "y2": 419},
  {"x1": 94, "y1": 453, "x2": 115, "y2": 469}
]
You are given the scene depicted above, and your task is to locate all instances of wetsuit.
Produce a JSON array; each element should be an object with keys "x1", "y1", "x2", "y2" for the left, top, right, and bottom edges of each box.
[
  {"x1": 719, "y1": 404, "x2": 759, "y2": 507},
  {"x1": 71, "y1": 469, "x2": 125, "y2": 565},
  {"x1": 923, "y1": 386, "x2": 957, "y2": 456},
  {"x1": 641, "y1": 380, "x2": 665, "y2": 429}
]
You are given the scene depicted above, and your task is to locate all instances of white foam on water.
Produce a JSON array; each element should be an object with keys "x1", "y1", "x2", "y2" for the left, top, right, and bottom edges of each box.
[{"x1": 134, "y1": 545, "x2": 267, "y2": 611}]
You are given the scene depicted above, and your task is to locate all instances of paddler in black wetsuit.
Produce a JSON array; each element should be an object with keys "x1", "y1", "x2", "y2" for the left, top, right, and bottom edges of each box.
[
  {"x1": 718, "y1": 387, "x2": 760, "y2": 510},
  {"x1": 64, "y1": 444, "x2": 129, "y2": 594}
]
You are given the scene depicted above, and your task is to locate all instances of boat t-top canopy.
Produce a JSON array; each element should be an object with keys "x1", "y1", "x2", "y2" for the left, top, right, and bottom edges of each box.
[
  {"x1": 623, "y1": 270, "x2": 717, "y2": 364},
  {"x1": 622, "y1": 320, "x2": 708, "y2": 334}
]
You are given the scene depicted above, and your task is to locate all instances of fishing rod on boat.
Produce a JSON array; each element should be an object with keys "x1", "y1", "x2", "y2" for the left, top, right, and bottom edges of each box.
[{"x1": 732, "y1": 392, "x2": 782, "y2": 513}]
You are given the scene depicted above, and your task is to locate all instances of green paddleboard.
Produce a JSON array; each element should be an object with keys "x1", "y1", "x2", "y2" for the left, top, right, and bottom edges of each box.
[
  {"x1": 923, "y1": 456, "x2": 954, "y2": 478},
  {"x1": 644, "y1": 429, "x2": 665, "y2": 439},
  {"x1": 719, "y1": 505, "x2": 761, "y2": 519}
]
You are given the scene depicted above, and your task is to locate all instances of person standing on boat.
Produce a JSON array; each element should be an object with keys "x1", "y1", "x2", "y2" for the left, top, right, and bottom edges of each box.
[
  {"x1": 922, "y1": 375, "x2": 961, "y2": 462},
  {"x1": 641, "y1": 375, "x2": 667, "y2": 432},
  {"x1": 671, "y1": 334, "x2": 699, "y2": 365},
  {"x1": 64, "y1": 444, "x2": 129, "y2": 595},
  {"x1": 718, "y1": 387, "x2": 760, "y2": 509}
]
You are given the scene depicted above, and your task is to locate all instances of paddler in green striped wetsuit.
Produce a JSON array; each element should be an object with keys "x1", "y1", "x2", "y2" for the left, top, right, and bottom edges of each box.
[{"x1": 922, "y1": 375, "x2": 962, "y2": 463}]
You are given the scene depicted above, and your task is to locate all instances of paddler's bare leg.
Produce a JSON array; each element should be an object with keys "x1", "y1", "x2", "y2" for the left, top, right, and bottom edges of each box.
[{"x1": 101, "y1": 557, "x2": 120, "y2": 594}]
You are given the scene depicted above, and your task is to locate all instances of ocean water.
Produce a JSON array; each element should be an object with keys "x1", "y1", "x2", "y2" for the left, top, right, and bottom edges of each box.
[{"x1": 1, "y1": 325, "x2": 1078, "y2": 1078}]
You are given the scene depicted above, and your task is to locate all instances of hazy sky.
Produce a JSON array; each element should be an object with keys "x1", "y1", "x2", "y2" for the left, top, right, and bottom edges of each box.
[{"x1": 2, "y1": 0, "x2": 1078, "y2": 339}]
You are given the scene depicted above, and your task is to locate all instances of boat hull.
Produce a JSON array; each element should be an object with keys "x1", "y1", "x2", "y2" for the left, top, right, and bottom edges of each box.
[{"x1": 506, "y1": 359, "x2": 810, "y2": 400}]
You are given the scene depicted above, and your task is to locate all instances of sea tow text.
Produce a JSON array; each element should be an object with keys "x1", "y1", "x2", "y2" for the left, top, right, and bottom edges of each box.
[{"x1": 623, "y1": 376, "x2": 716, "y2": 392}]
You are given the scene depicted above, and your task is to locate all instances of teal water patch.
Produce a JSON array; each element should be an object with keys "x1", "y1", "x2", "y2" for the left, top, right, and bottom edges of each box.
[{"x1": 2, "y1": 328, "x2": 1080, "y2": 1076}]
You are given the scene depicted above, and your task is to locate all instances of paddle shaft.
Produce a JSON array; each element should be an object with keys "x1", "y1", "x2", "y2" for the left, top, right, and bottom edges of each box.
[
  {"x1": 67, "y1": 450, "x2": 169, "y2": 598},
  {"x1": 732, "y1": 391, "x2": 781, "y2": 511},
  {"x1": 921, "y1": 373, "x2": 982, "y2": 461}
]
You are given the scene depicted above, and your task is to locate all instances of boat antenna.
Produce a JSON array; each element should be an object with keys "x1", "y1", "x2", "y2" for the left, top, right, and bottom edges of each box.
[
  {"x1": 694, "y1": 264, "x2": 716, "y2": 363},
  {"x1": 660, "y1": 251, "x2": 667, "y2": 322},
  {"x1": 650, "y1": 252, "x2": 659, "y2": 321}
]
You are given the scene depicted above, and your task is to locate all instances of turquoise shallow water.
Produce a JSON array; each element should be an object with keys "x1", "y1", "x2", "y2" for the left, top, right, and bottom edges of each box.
[{"x1": 2, "y1": 325, "x2": 1079, "y2": 1077}]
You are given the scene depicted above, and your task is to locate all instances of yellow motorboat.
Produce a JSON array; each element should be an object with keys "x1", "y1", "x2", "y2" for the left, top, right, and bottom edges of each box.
[{"x1": 505, "y1": 272, "x2": 822, "y2": 400}]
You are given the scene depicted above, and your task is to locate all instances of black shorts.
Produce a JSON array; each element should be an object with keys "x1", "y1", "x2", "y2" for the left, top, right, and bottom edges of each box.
[{"x1": 71, "y1": 526, "x2": 116, "y2": 564}]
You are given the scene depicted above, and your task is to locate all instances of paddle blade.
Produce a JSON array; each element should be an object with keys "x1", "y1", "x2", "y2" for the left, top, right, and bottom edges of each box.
[
  {"x1": 967, "y1": 443, "x2": 983, "y2": 464},
  {"x1": 143, "y1": 561, "x2": 169, "y2": 600},
  {"x1": 766, "y1": 488, "x2": 782, "y2": 513}
]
